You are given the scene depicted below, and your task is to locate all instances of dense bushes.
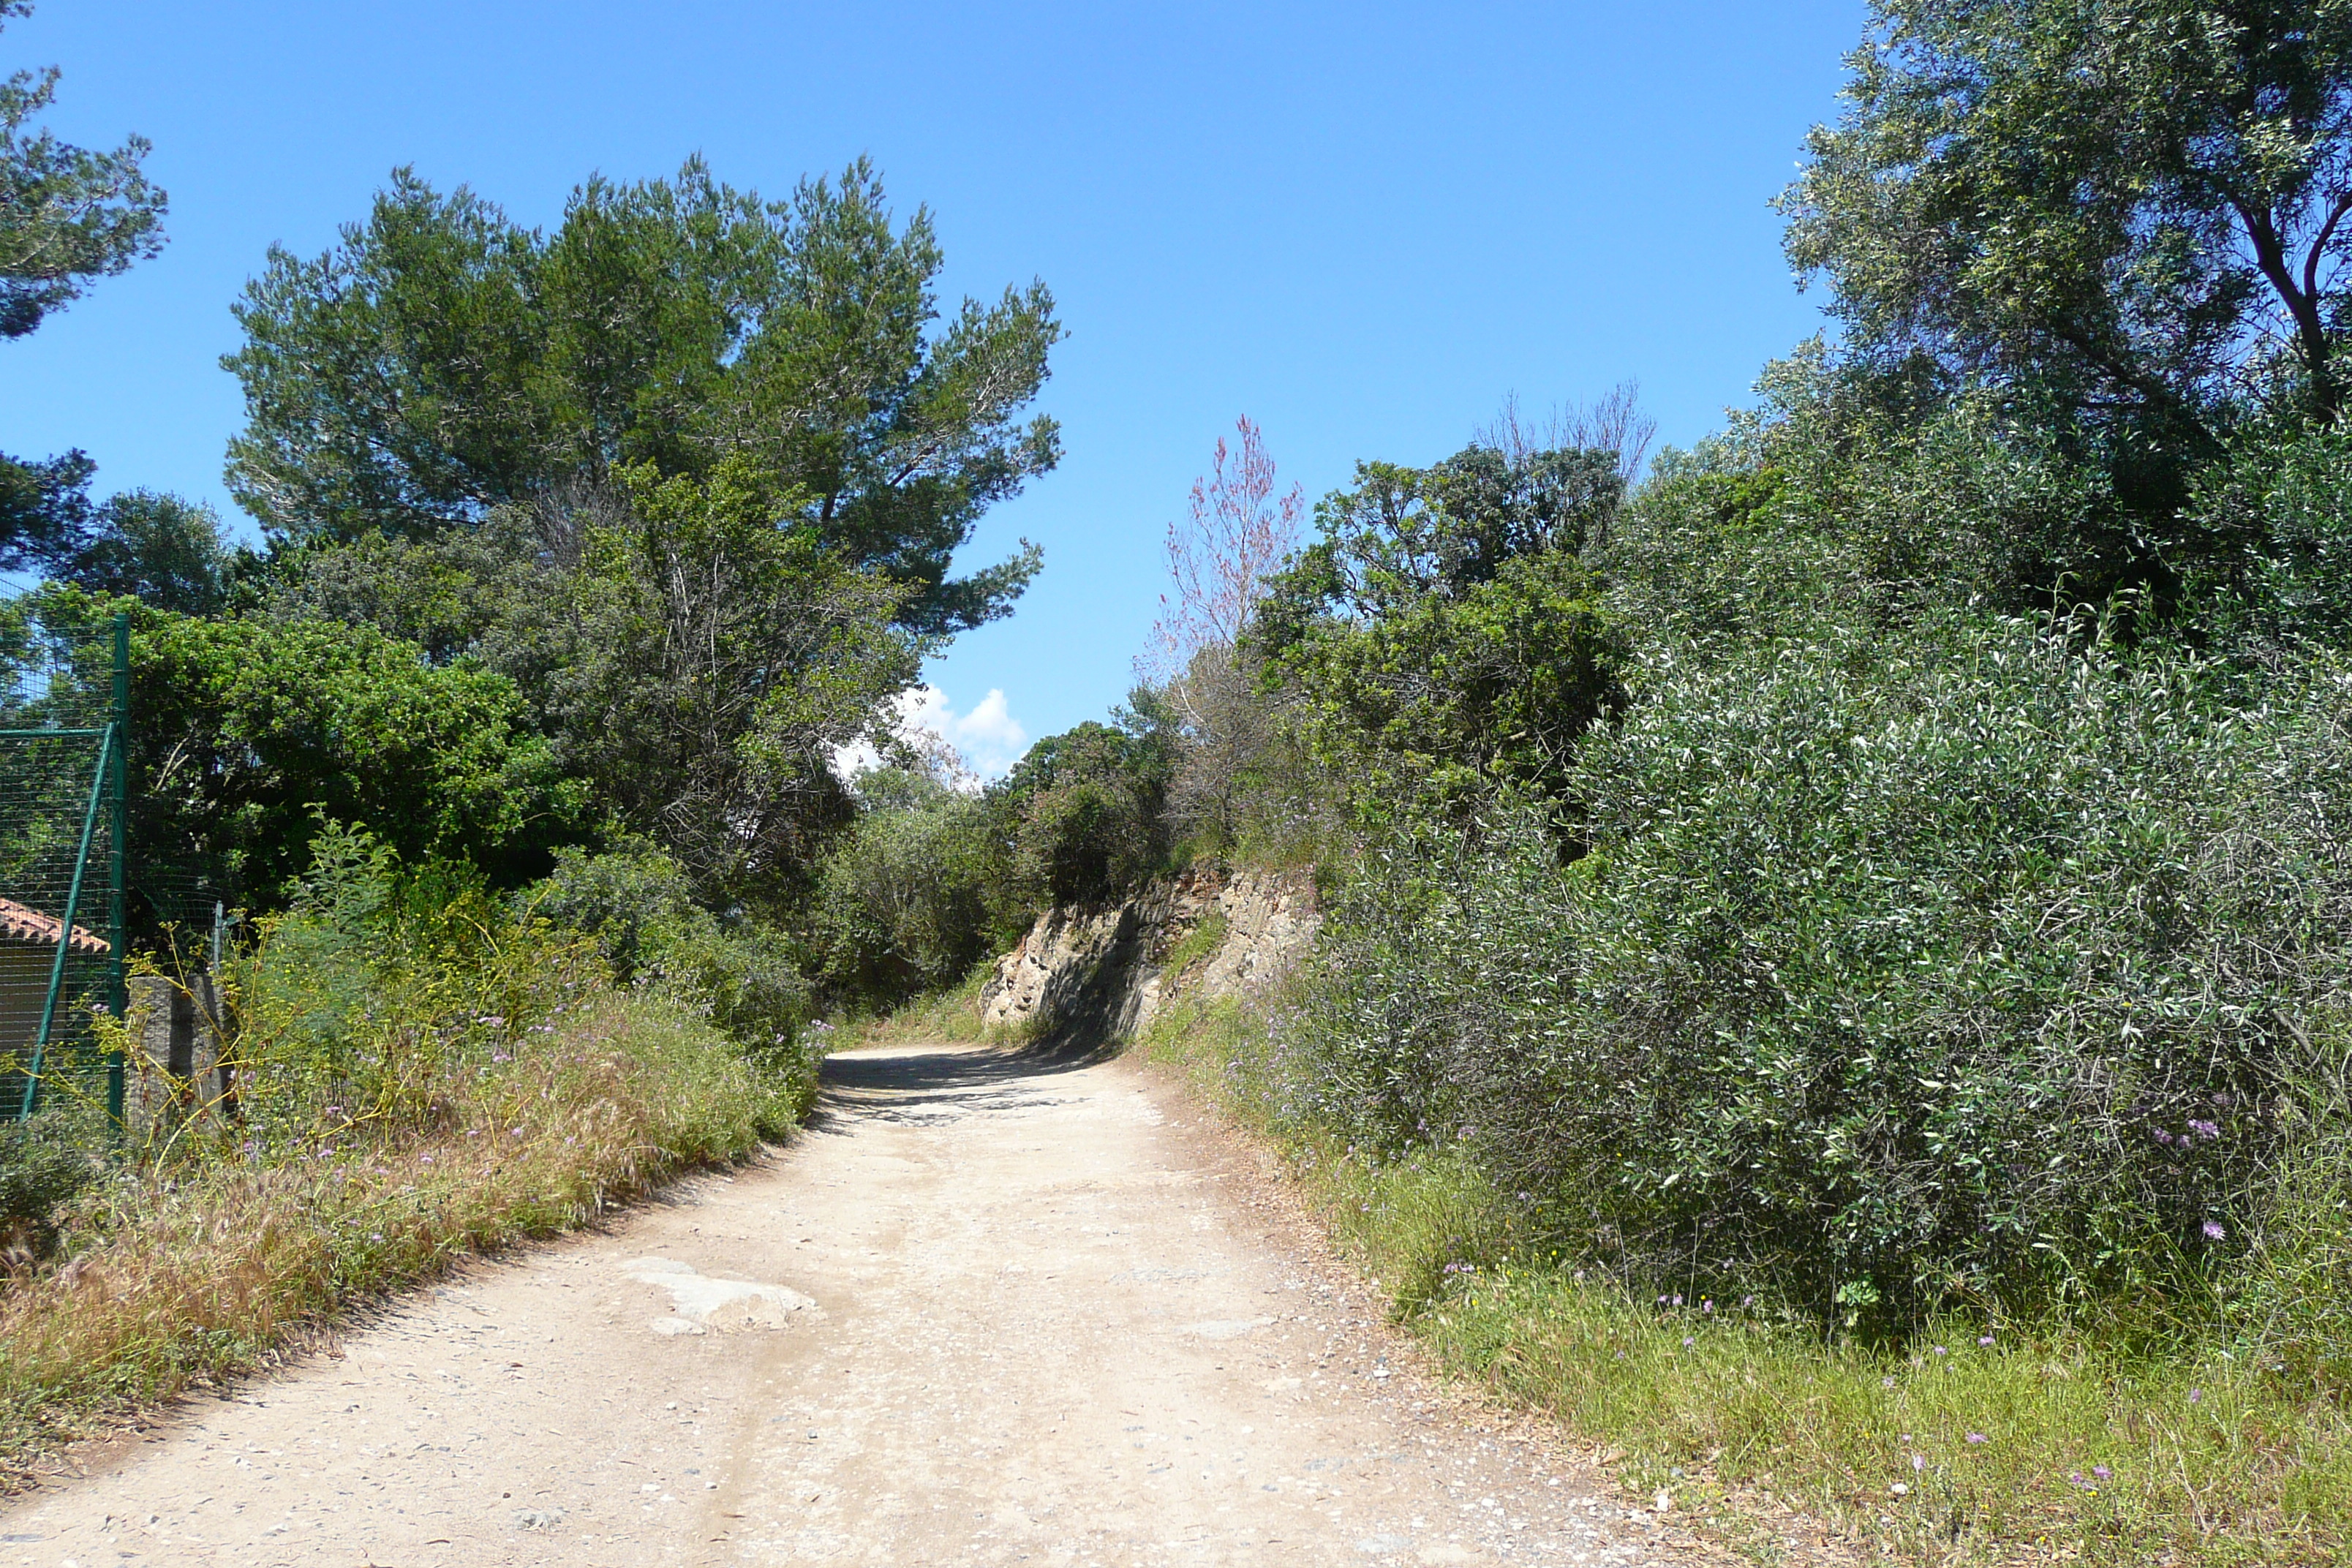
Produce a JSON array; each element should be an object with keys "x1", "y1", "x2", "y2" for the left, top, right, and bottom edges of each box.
[
  {"x1": 529, "y1": 838, "x2": 810, "y2": 1080},
  {"x1": 1280, "y1": 614, "x2": 2352, "y2": 1331}
]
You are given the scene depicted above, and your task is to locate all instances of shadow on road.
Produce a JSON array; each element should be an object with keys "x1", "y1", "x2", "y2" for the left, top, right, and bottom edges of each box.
[{"x1": 809, "y1": 1043, "x2": 1112, "y2": 1131}]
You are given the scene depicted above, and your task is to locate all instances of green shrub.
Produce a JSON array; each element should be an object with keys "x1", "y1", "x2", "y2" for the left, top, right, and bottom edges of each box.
[
  {"x1": 806, "y1": 769, "x2": 1005, "y2": 1009},
  {"x1": 530, "y1": 840, "x2": 815, "y2": 1114},
  {"x1": 1283, "y1": 614, "x2": 2352, "y2": 1333},
  {"x1": 0, "y1": 1111, "x2": 102, "y2": 1253}
]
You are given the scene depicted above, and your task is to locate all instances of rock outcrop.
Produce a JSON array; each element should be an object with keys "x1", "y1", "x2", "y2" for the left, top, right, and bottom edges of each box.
[{"x1": 978, "y1": 866, "x2": 1318, "y2": 1049}]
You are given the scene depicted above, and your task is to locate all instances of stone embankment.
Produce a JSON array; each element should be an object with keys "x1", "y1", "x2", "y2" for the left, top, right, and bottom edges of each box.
[{"x1": 977, "y1": 865, "x2": 1319, "y2": 1047}]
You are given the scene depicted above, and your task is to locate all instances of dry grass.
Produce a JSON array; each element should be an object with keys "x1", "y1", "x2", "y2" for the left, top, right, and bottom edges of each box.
[{"x1": 0, "y1": 992, "x2": 787, "y2": 1482}]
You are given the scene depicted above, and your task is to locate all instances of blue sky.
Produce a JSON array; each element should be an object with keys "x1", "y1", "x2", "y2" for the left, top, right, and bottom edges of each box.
[{"x1": 1, "y1": 0, "x2": 1866, "y2": 774}]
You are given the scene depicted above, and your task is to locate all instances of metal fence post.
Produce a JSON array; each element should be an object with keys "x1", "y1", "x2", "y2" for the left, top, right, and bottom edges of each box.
[{"x1": 105, "y1": 612, "x2": 129, "y2": 1128}]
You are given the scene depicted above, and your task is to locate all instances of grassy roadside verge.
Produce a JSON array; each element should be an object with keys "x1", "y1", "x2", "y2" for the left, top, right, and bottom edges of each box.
[
  {"x1": 0, "y1": 991, "x2": 791, "y2": 1482},
  {"x1": 1135, "y1": 991, "x2": 2352, "y2": 1567}
]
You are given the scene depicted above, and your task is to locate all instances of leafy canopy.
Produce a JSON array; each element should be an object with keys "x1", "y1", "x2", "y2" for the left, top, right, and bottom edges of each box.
[
  {"x1": 1784, "y1": 0, "x2": 2352, "y2": 434},
  {"x1": 1253, "y1": 445, "x2": 1623, "y2": 812},
  {"x1": 224, "y1": 157, "x2": 1060, "y2": 633}
]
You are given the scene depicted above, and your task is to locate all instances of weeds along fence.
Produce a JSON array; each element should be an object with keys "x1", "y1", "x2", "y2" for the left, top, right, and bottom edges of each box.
[{"x1": 0, "y1": 613, "x2": 126, "y2": 1123}]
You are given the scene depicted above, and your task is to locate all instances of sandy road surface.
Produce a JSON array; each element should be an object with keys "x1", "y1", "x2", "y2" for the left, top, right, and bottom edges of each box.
[{"x1": 0, "y1": 1044, "x2": 1721, "y2": 1567}]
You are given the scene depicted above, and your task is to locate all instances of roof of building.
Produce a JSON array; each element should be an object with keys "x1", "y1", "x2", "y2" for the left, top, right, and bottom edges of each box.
[{"x1": 0, "y1": 898, "x2": 110, "y2": 954}]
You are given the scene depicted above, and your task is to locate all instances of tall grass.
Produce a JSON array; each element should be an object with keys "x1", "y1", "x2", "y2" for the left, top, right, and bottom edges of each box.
[
  {"x1": 0, "y1": 992, "x2": 791, "y2": 1481},
  {"x1": 0, "y1": 829, "x2": 816, "y2": 1483}
]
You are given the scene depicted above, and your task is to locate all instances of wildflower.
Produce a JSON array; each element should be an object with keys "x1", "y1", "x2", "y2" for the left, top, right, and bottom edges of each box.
[
  {"x1": 1882, "y1": 1376, "x2": 1896, "y2": 1389},
  {"x1": 2201, "y1": 1219, "x2": 2226, "y2": 1241},
  {"x1": 1933, "y1": 1345, "x2": 1947, "y2": 1357},
  {"x1": 1911, "y1": 1453, "x2": 1925, "y2": 1472},
  {"x1": 1900, "y1": 1433, "x2": 1912, "y2": 1443},
  {"x1": 1671, "y1": 1294, "x2": 1684, "y2": 1306},
  {"x1": 2188, "y1": 1388, "x2": 2203, "y2": 1405},
  {"x1": 1682, "y1": 1336, "x2": 1694, "y2": 1348},
  {"x1": 2092, "y1": 1465, "x2": 2111, "y2": 1480},
  {"x1": 1966, "y1": 1433, "x2": 1987, "y2": 1444},
  {"x1": 2188, "y1": 1119, "x2": 2220, "y2": 1140},
  {"x1": 1741, "y1": 1294, "x2": 1754, "y2": 1308},
  {"x1": 2152, "y1": 1129, "x2": 2174, "y2": 1145},
  {"x1": 1702, "y1": 1300, "x2": 1714, "y2": 1313},
  {"x1": 369, "y1": 1232, "x2": 384, "y2": 1242},
  {"x1": 1978, "y1": 1335, "x2": 1994, "y2": 1346}
]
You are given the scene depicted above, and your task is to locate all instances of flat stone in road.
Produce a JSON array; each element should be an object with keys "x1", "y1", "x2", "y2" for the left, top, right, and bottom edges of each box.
[{"x1": 0, "y1": 1044, "x2": 1708, "y2": 1566}]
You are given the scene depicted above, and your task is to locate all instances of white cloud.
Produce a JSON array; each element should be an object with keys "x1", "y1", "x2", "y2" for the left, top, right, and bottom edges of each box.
[{"x1": 834, "y1": 685, "x2": 1030, "y2": 787}]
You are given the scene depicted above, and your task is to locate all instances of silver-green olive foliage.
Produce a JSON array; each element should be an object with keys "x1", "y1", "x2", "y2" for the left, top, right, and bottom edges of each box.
[{"x1": 1784, "y1": 1, "x2": 2352, "y2": 434}]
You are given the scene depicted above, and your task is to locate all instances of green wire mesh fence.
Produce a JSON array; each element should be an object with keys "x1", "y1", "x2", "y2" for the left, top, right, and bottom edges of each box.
[{"x1": 0, "y1": 611, "x2": 127, "y2": 1123}]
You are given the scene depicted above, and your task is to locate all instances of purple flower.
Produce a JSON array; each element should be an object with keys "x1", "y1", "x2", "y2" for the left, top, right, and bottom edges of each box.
[
  {"x1": 1933, "y1": 1345, "x2": 1947, "y2": 1357},
  {"x1": 1910, "y1": 1452, "x2": 1925, "y2": 1471},
  {"x1": 2152, "y1": 1129, "x2": 2175, "y2": 1145},
  {"x1": 2188, "y1": 1387, "x2": 2203, "y2": 1404},
  {"x1": 2188, "y1": 1120, "x2": 2220, "y2": 1141},
  {"x1": 1702, "y1": 1300, "x2": 1714, "y2": 1313},
  {"x1": 1966, "y1": 1433, "x2": 1988, "y2": 1444},
  {"x1": 2092, "y1": 1465, "x2": 2111, "y2": 1480},
  {"x1": 1682, "y1": 1336, "x2": 1694, "y2": 1348},
  {"x1": 1671, "y1": 1294, "x2": 1684, "y2": 1307},
  {"x1": 1741, "y1": 1294, "x2": 1754, "y2": 1307},
  {"x1": 1978, "y1": 1335, "x2": 1995, "y2": 1346},
  {"x1": 2202, "y1": 1220, "x2": 2226, "y2": 1241}
]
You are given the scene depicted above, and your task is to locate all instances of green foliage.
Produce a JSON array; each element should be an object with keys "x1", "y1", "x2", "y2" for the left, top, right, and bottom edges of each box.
[
  {"x1": 230, "y1": 823, "x2": 815, "y2": 1147},
  {"x1": 55, "y1": 490, "x2": 235, "y2": 615},
  {"x1": 0, "y1": 1107, "x2": 99, "y2": 1247},
  {"x1": 1279, "y1": 613, "x2": 2352, "y2": 1333},
  {"x1": 223, "y1": 157, "x2": 1058, "y2": 633},
  {"x1": 253, "y1": 459, "x2": 924, "y2": 909},
  {"x1": 1784, "y1": 0, "x2": 2352, "y2": 430},
  {"x1": 1254, "y1": 443, "x2": 1621, "y2": 814},
  {"x1": 2178, "y1": 412, "x2": 2352, "y2": 651},
  {"x1": 571, "y1": 458, "x2": 921, "y2": 905},
  {"x1": 531, "y1": 839, "x2": 810, "y2": 1078},
  {"x1": 998, "y1": 717, "x2": 1173, "y2": 906},
  {"x1": 0, "y1": 1, "x2": 165, "y2": 340},
  {"x1": 807, "y1": 768, "x2": 1006, "y2": 1009},
  {"x1": 0, "y1": 586, "x2": 587, "y2": 908}
]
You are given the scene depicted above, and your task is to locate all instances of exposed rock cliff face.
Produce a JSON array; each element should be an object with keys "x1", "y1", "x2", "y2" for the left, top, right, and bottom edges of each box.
[{"x1": 978, "y1": 867, "x2": 1318, "y2": 1049}]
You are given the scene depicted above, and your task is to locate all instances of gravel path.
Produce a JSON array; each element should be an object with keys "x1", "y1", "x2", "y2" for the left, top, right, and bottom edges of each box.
[{"x1": 0, "y1": 1044, "x2": 1720, "y2": 1567}]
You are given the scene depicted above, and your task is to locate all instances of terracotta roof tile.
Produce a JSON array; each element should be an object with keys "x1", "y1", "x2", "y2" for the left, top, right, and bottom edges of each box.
[{"x1": 0, "y1": 898, "x2": 110, "y2": 954}]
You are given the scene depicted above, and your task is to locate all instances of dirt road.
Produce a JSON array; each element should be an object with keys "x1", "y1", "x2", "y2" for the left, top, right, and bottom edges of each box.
[{"x1": 0, "y1": 1044, "x2": 1707, "y2": 1566}]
